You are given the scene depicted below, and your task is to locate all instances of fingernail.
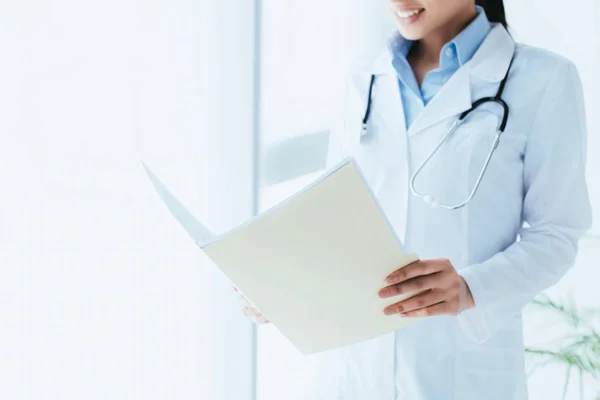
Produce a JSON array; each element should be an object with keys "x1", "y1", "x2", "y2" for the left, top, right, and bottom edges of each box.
[{"x1": 379, "y1": 288, "x2": 389, "y2": 297}]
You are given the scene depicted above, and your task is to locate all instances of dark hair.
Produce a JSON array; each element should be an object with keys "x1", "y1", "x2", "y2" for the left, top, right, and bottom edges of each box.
[{"x1": 476, "y1": 0, "x2": 508, "y2": 28}]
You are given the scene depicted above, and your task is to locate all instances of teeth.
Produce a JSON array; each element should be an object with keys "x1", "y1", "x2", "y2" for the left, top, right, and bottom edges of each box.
[{"x1": 396, "y1": 9, "x2": 423, "y2": 18}]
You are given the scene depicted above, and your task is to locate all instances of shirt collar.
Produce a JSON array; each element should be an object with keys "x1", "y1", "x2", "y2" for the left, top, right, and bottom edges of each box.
[{"x1": 388, "y1": 5, "x2": 491, "y2": 67}]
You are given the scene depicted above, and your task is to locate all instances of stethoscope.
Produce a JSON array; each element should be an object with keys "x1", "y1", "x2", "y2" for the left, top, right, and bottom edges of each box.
[{"x1": 360, "y1": 57, "x2": 515, "y2": 210}]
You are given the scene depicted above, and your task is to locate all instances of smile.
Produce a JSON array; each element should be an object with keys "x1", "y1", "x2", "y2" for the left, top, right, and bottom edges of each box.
[{"x1": 395, "y1": 8, "x2": 425, "y2": 24}]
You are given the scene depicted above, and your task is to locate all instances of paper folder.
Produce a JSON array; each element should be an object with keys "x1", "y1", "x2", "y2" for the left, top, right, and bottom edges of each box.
[{"x1": 143, "y1": 158, "x2": 423, "y2": 355}]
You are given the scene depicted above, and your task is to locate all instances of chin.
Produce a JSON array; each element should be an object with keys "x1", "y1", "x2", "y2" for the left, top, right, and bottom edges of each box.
[{"x1": 395, "y1": 26, "x2": 426, "y2": 41}]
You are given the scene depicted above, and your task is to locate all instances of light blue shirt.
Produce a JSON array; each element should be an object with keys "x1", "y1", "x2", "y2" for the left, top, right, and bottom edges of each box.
[{"x1": 389, "y1": 6, "x2": 491, "y2": 129}]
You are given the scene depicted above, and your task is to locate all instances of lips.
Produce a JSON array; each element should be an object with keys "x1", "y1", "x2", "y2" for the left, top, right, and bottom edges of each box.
[
  {"x1": 395, "y1": 8, "x2": 425, "y2": 18},
  {"x1": 394, "y1": 7, "x2": 425, "y2": 25}
]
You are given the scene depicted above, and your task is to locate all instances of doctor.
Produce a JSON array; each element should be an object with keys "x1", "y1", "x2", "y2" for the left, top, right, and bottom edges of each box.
[{"x1": 245, "y1": 0, "x2": 592, "y2": 399}]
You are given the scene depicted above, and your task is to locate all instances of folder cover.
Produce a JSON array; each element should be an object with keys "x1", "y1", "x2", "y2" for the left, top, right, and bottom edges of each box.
[{"x1": 144, "y1": 159, "x2": 422, "y2": 355}]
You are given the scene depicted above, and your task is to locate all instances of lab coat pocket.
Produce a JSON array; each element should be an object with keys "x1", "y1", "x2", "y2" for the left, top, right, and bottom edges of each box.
[
  {"x1": 453, "y1": 110, "x2": 525, "y2": 165},
  {"x1": 449, "y1": 111, "x2": 500, "y2": 155},
  {"x1": 448, "y1": 110, "x2": 525, "y2": 207}
]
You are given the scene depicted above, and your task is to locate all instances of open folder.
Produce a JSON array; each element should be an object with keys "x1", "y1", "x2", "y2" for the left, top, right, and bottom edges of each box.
[{"x1": 143, "y1": 158, "x2": 423, "y2": 355}]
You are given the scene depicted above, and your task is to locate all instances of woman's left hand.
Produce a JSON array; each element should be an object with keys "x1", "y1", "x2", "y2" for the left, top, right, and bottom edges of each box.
[{"x1": 378, "y1": 259, "x2": 475, "y2": 317}]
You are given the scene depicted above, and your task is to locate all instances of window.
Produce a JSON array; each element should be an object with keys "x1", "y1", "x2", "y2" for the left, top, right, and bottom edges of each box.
[{"x1": 0, "y1": 1, "x2": 257, "y2": 399}]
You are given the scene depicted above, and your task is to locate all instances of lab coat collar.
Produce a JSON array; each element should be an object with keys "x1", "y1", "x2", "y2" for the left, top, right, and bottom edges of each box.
[
  {"x1": 365, "y1": 24, "x2": 515, "y2": 137},
  {"x1": 368, "y1": 24, "x2": 514, "y2": 81},
  {"x1": 468, "y1": 23, "x2": 515, "y2": 82}
]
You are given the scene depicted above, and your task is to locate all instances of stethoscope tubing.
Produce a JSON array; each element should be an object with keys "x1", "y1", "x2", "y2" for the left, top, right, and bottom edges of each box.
[{"x1": 360, "y1": 55, "x2": 515, "y2": 210}]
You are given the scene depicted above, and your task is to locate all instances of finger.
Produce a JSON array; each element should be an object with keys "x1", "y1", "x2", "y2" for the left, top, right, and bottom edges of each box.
[
  {"x1": 242, "y1": 306, "x2": 261, "y2": 318},
  {"x1": 400, "y1": 301, "x2": 452, "y2": 317},
  {"x1": 251, "y1": 309, "x2": 269, "y2": 324},
  {"x1": 253, "y1": 315, "x2": 270, "y2": 325},
  {"x1": 239, "y1": 295, "x2": 253, "y2": 308},
  {"x1": 384, "y1": 289, "x2": 445, "y2": 315},
  {"x1": 383, "y1": 259, "x2": 420, "y2": 284},
  {"x1": 379, "y1": 273, "x2": 441, "y2": 298},
  {"x1": 385, "y1": 259, "x2": 445, "y2": 285}
]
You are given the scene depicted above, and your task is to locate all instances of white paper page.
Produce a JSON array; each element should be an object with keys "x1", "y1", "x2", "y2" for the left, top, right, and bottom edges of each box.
[
  {"x1": 143, "y1": 163, "x2": 216, "y2": 247},
  {"x1": 144, "y1": 159, "x2": 423, "y2": 355}
]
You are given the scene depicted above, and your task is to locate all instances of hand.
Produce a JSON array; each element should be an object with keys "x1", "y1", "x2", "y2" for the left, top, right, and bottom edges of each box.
[
  {"x1": 378, "y1": 258, "x2": 475, "y2": 317},
  {"x1": 233, "y1": 287, "x2": 270, "y2": 325}
]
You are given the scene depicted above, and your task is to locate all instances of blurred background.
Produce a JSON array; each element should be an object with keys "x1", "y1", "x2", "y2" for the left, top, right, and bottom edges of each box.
[{"x1": 0, "y1": 0, "x2": 598, "y2": 399}]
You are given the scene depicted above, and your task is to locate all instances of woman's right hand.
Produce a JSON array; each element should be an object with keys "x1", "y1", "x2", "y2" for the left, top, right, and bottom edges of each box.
[{"x1": 234, "y1": 287, "x2": 270, "y2": 325}]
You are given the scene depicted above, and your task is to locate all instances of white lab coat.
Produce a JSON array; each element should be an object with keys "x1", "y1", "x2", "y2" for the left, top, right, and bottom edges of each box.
[{"x1": 315, "y1": 24, "x2": 592, "y2": 400}]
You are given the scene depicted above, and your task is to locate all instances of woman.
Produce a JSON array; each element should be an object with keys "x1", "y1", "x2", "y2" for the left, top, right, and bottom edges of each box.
[{"x1": 244, "y1": 0, "x2": 592, "y2": 398}]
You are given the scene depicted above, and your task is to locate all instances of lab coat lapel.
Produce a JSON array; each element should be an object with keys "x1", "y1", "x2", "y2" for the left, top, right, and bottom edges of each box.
[
  {"x1": 368, "y1": 52, "x2": 407, "y2": 143},
  {"x1": 366, "y1": 52, "x2": 411, "y2": 245},
  {"x1": 406, "y1": 24, "x2": 515, "y2": 137},
  {"x1": 407, "y1": 64, "x2": 473, "y2": 137},
  {"x1": 469, "y1": 24, "x2": 516, "y2": 83}
]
